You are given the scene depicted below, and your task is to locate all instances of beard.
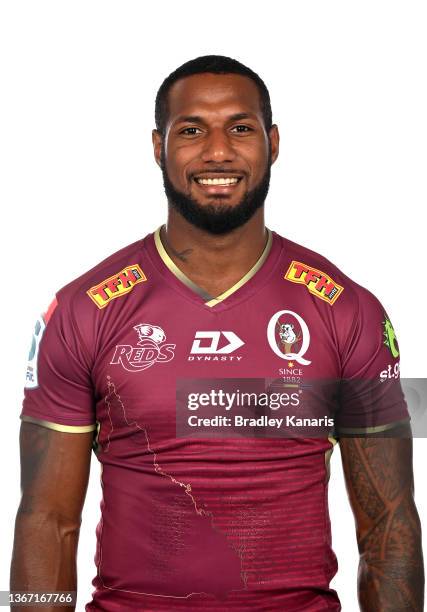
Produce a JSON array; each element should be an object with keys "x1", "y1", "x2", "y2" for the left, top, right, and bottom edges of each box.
[{"x1": 160, "y1": 146, "x2": 272, "y2": 235}]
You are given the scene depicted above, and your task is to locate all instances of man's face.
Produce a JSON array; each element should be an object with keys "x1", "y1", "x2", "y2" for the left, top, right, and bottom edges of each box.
[{"x1": 153, "y1": 73, "x2": 279, "y2": 234}]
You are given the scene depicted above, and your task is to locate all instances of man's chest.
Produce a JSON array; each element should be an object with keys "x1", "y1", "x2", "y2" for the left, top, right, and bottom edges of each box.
[{"x1": 90, "y1": 285, "x2": 341, "y2": 442}]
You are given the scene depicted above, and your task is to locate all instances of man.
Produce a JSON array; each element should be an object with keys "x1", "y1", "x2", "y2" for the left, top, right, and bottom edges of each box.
[{"x1": 10, "y1": 55, "x2": 424, "y2": 611}]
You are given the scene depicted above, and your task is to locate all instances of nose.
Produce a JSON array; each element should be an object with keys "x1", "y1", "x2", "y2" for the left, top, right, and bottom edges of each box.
[{"x1": 200, "y1": 127, "x2": 236, "y2": 163}]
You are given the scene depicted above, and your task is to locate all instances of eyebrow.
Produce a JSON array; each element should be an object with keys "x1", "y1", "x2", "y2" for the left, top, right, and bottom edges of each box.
[{"x1": 174, "y1": 112, "x2": 255, "y2": 125}]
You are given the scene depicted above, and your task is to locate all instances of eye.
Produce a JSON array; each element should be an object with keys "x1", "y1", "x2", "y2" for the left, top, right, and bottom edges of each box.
[
  {"x1": 231, "y1": 125, "x2": 253, "y2": 133},
  {"x1": 180, "y1": 127, "x2": 202, "y2": 136}
]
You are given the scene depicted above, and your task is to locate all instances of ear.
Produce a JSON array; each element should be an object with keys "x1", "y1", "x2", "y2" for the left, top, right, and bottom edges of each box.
[
  {"x1": 269, "y1": 124, "x2": 280, "y2": 165},
  {"x1": 152, "y1": 129, "x2": 163, "y2": 168}
]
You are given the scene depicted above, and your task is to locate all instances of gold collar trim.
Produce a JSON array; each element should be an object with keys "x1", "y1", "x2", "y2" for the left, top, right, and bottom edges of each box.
[{"x1": 154, "y1": 226, "x2": 272, "y2": 307}]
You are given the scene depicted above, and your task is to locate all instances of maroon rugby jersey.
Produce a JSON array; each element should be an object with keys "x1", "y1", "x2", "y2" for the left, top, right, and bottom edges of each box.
[{"x1": 21, "y1": 227, "x2": 408, "y2": 611}]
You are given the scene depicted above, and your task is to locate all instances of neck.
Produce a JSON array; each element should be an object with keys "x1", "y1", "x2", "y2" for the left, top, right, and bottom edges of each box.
[{"x1": 160, "y1": 207, "x2": 268, "y2": 297}]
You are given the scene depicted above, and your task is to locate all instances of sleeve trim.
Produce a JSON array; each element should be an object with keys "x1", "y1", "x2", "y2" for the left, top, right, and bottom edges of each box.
[
  {"x1": 20, "y1": 415, "x2": 96, "y2": 433},
  {"x1": 335, "y1": 417, "x2": 410, "y2": 434}
]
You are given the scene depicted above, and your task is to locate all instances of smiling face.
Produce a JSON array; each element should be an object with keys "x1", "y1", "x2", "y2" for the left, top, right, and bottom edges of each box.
[{"x1": 153, "y1": 72, "x2": 279, "y2": 234}]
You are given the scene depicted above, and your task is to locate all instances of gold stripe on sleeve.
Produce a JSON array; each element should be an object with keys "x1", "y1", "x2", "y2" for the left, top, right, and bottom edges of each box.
[
  {"x1": 20, "y1": 415, "x2": 97, "y2": 433},
  {"x1": 335, "y1": 417, "x2": 410, "y2": 435}
]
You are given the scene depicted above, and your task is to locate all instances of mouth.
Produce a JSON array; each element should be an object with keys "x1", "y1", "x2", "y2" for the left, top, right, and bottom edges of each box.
[{"x1": 192, "y1": 174, "x2": 244, "y2": 195}]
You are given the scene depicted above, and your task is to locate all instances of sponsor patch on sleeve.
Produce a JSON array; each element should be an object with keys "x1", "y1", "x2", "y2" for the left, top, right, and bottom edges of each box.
[
  {"x1": 25, "y1": 296, "x2": 58, "y2": 389},
  {"x1": 284, "y1": 260, "x2": 344, "y2": 305},
  {"x1": 87, "y1": 264, "x2": 147, "y2": 309}
]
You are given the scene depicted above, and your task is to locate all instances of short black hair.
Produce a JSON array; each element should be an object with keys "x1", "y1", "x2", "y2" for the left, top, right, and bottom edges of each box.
[{"x1": 154, "y1": 54, "x2": 273, "y2": 137}]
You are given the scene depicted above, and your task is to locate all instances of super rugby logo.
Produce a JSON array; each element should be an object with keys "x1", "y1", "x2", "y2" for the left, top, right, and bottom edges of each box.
[
  {"x1": 25, "y1": 297, "x2": 58, "y2": 389},
  {"x1": 267, "y1": 310, "x2": 311, "y2": 365},
  {"x1": 110, "y1": 324, "x2": 175, "y2": 372},
  {"x1": 284, "y1": 261, "x2": 343, "y2": 305}
]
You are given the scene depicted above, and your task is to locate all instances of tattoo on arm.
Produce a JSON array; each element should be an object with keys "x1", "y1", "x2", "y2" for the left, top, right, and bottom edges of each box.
[{"x1": 340, "y1": 432, "x2": 424, "y2": 611}]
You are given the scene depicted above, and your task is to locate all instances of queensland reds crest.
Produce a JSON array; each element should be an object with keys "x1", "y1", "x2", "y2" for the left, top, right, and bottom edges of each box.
[
  {"x1": 110, "y1": 324, "x2": 175, "y2": 372},
  {"x1": 267, "y1": 310, "x2": 311, "y2": 365}
]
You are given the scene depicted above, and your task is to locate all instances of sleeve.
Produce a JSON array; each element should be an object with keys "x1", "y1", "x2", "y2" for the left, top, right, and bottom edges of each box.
[
  {"x1": 20, "y1": 292, "x2": 96, "y2": 433},
  {"x1": 335, "y1": 286, "x2": 410, "y2": 436}
]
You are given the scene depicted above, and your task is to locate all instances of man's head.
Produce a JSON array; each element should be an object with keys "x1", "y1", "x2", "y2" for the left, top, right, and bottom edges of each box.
[{"x1": 152, "y1": 55, "x2": 279, "y2": 235}]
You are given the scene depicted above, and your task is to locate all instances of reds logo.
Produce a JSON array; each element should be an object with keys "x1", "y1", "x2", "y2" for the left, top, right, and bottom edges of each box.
[{"x1": 110, "y1": 324, "x2": 175, "y2": 372}]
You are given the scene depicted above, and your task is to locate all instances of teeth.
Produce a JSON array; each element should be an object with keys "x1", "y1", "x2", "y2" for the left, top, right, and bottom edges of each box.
[{"x1": 196, "y1": 177, "x2": 240, "y2": 186}]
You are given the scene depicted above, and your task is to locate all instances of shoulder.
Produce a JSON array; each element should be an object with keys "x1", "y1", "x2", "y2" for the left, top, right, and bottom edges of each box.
[
  {"x1": 42, "y1": 236, "x2": 152, "y2": 365},
  {"x1": 275, "y1": 232, "x2": 394, "y2": 360},
  {"x1": 277, "y1": 232, "x2": 383, "y2": 315},
  {"x1": 54, "y1": 236, "x2": 149, "y2": 312}
]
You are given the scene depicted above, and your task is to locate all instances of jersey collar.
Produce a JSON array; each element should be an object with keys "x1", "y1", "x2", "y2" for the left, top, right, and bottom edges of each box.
[{"x1": 153, "y1": 225, "x2": 273, "y2": 308}]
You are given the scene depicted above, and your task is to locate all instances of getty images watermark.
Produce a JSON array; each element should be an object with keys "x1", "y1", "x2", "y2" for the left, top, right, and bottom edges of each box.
[{"x1": 175, "y1": 378, "x2": 427, "y2": 439}]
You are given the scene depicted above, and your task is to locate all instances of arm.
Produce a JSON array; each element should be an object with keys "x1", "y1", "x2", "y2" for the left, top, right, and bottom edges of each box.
[
  {"x1": 339, "y1": 424, "x2": 424, "y2": 611},
  {"x1": 10, "y1": 421, "x2": 94, "y2": 611}
]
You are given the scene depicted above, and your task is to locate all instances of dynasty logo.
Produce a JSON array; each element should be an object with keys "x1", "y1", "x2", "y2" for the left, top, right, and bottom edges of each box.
[
  {"x1": 284, "y1": 260, "x2": 344, "y2": 305},
  {"x1": 189, "y1": 331, "x2": 244, "y2": 361},
  {"x1": 87, "y1": 264, "x2": 147, "y2": 309},
  {"x1": 110, "y1": 324, "x2": 175, "y2": 372}
]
